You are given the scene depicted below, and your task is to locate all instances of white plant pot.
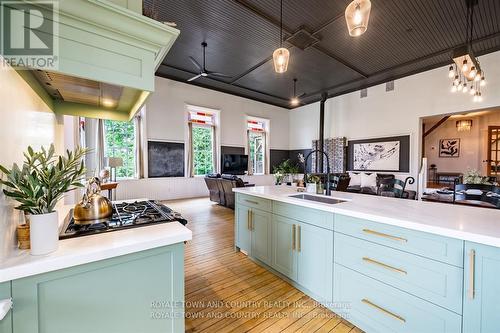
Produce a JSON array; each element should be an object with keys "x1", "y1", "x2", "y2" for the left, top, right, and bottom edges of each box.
[
  {"x1": 29, "y1": 211, "x2": 59, "y2": 256},
  {"x1": 306, "y1": 183, "x2": 317, "y2": 193}
]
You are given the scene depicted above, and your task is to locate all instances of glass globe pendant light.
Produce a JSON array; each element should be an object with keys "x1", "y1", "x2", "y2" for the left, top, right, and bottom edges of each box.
[
  {"x1": 448, "y1": 65, "x2": 455, "y2": 78},
  {"x1": 273, "y1": 0, "x2": 289, "y2": 73},
  {"x1": 345, "y1": 0, "x2": 371, "y2": 37}
]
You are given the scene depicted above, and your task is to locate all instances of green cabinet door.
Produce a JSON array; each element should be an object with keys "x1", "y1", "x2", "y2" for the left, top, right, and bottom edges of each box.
[
  {"x1": 272, "y1": 215, "x2": 297, "y2": 281},
  {"x1": 296, "y1": 222, "x2": 333, "y2": 303},
  {"x1": 236, "y1": 205, "x2": 251, "y2": 253},
  {"x1": 250, "y1": 209, "x2": 272, "y2": 266},
  {"x1": 464, "y1": 242, "x2": 500, "y2": 333},
  {"x1": 0, "y1": 282, "x2": 12, "y2": 333},
  {"x1": 11, "y1": 244, "x2": 185, "y2": 333}
]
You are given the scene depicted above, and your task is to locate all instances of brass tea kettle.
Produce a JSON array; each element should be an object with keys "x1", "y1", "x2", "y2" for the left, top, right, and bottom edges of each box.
[{"x1": 73, "y1": 177, "x2": 113, "y2": 225}]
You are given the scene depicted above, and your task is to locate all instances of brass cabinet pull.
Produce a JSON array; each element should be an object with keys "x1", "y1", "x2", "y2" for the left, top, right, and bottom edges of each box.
[
  {"x1": 362, "y1": 229, "x2": 407, "y2": 243},
  {"x1": 362, "y1": 298, "x2": 406, "y2": 323},
  {"x1": 362, "y1": 257, "x2": 407, "y2": 275},
  {"x1": 249, "y1": 210, "x2": 253, "y2": 231},
  {"x1": 245, "y1": 199, "x2": 259, "y2": 205},
  {"x1": 247, "y1": 210, "x2": 251, "y2": 230},
  {"x1": 292, "y1": 224, "x2": 296, "y2": 250},
  {"x1": 468, "y1": 249, "x2": 475, "y2": 299},
  {"x1": 297, "y1": 225, "x2": 301, "y2": 252}
]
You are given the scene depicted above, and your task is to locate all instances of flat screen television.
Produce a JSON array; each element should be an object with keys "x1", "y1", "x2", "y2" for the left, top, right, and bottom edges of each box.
[{"x1": 222, "y1": 154, "x2": 248, "y2": 175}]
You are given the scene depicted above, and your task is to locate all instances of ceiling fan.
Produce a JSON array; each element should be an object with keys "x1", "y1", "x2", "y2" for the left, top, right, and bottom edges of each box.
[{"x1": 187, "y1": 42, "x2": 232, "y2": 82}]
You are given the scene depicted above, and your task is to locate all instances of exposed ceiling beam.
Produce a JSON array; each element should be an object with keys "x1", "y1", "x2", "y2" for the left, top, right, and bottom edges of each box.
[
  {"x1": 301, "y1": 31, "x2": 500, "y2": 102},
  {"x1": 231, "y1": 0, "x2": 368, "y2": 78},
  {"x1": 157, "y1": 64, "x2": 292, "y2": 105},
  {"x1": 423, "y1": 116, "x2": 451, "y2": 138}
]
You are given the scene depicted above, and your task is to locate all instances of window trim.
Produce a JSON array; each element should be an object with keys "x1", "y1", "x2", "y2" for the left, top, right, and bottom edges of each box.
[
  {"x1": 245, "y1": 116, "x2": 270, "y2": 175},
  {"x1": 185, "y1": 104, "x2": 221, "y2": 177},
  {"x1": 103, "y1": 118, "x2": 139, "y2": 180},
  {"x1": 191, "y1": 123, "x2": 215, "y2": 177}
]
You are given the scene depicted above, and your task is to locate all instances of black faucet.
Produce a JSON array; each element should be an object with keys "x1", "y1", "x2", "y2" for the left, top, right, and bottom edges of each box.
[{"x1": 303, "y1": 149, "x2": 331, "y2": 196}]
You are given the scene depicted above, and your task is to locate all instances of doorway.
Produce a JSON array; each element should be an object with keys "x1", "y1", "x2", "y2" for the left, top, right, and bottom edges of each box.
[{"x1": 487, "y1": 126, "x2": 500, "y2": 177}]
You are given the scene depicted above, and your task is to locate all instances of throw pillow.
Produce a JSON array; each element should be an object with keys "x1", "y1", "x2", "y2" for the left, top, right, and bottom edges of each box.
[
  {"x1": 349, "y1": 172, "x2": 361, "y2": 186},
  {"x1": 361, "y1": 173, "x2": 377, "y2": 188}
]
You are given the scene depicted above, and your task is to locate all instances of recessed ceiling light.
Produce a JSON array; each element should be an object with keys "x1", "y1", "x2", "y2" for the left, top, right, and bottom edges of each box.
[{"x1": 102, "y1": 99, "x2": 116, "y2": 108}]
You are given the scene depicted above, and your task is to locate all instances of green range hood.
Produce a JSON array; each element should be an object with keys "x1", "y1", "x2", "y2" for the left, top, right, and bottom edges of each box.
[{"x1": 14, "y1": 0, "x2": 179, "y2": 121}]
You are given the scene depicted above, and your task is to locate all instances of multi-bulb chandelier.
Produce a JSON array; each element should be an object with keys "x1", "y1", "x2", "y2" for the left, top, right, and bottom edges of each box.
[{"x1": 448, "y1": 0, "x2": 486, "y2": 102}]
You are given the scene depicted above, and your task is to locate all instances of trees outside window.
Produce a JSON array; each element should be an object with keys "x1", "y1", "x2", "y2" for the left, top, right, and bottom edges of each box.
[
  {"x1": 187, "y1": 107, "x2": 218, "y2": 177},
  {"x1": 192, "y1": 125, "x2": 214, "y2": 176},
  {"x1": 104, "y1": 120, "x2": 136, "y2": 179},
  {"x1": 247, "y1": 118, "x2": 267, "y2": 175},
  {"x1": 248, "y1": 131, "x2": 265, "y2": 174}
]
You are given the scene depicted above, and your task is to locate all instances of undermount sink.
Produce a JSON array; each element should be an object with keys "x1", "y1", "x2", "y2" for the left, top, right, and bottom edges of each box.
[{"x1": 289, "y1": 194, "x2": 346, "y2": 205}]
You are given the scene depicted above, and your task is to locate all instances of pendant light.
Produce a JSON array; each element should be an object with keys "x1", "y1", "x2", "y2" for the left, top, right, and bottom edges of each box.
[
  {"x1": 345, "y1": 0, "x2": 371, "y2": 37},
  {"x1": 290, "y1": 78, "x2": 300, "y2": 106},
  {"x1": 273, "y1": 0, "x2": 289, "y2": 73}
]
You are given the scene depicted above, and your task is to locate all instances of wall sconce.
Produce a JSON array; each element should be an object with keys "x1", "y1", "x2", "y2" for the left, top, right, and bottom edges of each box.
[{"x1": 456, "y1": 119, "x2": 473, "y2": 132}]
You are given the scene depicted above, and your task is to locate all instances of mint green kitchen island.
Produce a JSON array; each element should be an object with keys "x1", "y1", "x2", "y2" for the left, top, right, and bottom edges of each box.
[
  {"x1": 0, "y1": 210, "x2": 191, "y2": 333},
  {"x1": 234, "y1": 186, "x2": 500, "y2": 333}
]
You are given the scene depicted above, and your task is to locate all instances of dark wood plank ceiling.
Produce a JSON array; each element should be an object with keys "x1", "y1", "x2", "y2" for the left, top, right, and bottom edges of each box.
[{"x1": 146, "y1": 0, "x2": 500, "y2": 108}]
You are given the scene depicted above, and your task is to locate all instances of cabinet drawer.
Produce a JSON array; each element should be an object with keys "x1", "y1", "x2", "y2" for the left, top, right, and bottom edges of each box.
[
  {"x1": 334, "y1": 214, "x2": 463, "y2": 267},
  {"x1": 334, "y1": 232, "x2": 463, "y2": 314},
  {"x1": 237, "y1": 193, "x2": 271, "y2": 212},
  {"x1": 273, "y1": 201, "x2": 333, "y2": 230},
  {"x1": 333, "y1": 264, "x2": 462, "y2": 333}
]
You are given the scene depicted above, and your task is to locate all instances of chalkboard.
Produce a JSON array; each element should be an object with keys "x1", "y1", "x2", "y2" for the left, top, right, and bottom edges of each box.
[
  {"x1": 148, "y1": 141, "x2": 185, "y2": 177},
  {"x1": 270, "y1": 149, "x2": 289, "y2": 173}
]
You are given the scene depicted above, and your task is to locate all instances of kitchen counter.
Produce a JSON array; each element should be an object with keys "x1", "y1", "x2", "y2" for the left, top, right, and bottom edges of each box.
[
  {"x1": 234, "y1": 186, "x2": 500, "y2": 248},
  {"x1": 0, "y1": 201, "x2": 192, "y2": 283}
]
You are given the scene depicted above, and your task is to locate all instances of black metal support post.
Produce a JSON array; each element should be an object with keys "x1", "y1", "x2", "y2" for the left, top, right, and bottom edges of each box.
[{"x1": 318, "y1": 92, "x2": 327, "y2": 173}]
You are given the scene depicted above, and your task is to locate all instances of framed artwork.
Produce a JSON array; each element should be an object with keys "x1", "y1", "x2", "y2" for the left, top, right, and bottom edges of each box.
[
  {"x1": 439, "y1": 138, "x2": 460, "y2": 158},
  {"x1": 347, "y1": 135, "x2": 410, "y2": 172}
]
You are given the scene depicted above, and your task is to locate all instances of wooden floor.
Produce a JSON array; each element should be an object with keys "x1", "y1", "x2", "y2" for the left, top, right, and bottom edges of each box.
[{"x1": 165, "y1": 198, "x2": 362, "y2": 333}]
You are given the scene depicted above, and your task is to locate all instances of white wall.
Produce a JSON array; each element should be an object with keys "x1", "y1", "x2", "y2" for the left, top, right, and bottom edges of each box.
[
  {"x1": 424, "y1": 110, "x2": 500, "y2": 175},
  {"x1": 0, "y1": 64, "x2": 64, "y2": 258},
  {"x1": 116, "y1": 77, "x2": 289, "y2": 201},
  {"x1": 147, "y1": 77, "x2": 290, "y2": 149},
  {"x1": 425, "y1": 117, "x2": 482, "y2": 173},
  {"x1": 289, "y1": 50, "x2": 500, "y2": 186},
  {"x1": 288, "y1": 102, "x2": 320, "y2": 150}
]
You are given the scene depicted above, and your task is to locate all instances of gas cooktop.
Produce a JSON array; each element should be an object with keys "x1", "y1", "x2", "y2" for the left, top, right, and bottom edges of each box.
[{"x1": 59, "y1": 200, "x2": 188, "y2": 240}]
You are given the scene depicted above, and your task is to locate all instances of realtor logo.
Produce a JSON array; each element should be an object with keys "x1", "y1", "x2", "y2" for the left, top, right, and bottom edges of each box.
[{"x1": 1, "y1": 1, "x2": 59, "y2": 69}]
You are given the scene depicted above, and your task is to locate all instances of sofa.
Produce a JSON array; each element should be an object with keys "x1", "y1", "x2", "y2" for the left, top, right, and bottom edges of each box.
[
  {"x1": 204, "y1": 174, "x2": 252, "y2": 209},
  {"x1": 346, "y1": 172, "x2": 416, "y2": 200}
]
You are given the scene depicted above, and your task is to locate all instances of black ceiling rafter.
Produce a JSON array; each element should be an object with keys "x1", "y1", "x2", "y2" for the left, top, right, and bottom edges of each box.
[
  {"x1": 231, "y1": 0, "x2": 368, "y2": 79},
  {"x1": 158, "y1": 64, "x2": 292, "y2": 103},
  {"x1": 313, "y1": 43, "x2": 500, "y2": 105},
  {"x1": 423, "y1": 116, "x2": 451, "y2": 138},
  {"x1": 152, "y1": 0, "x2": 500, "y2": 109},
  {"x1": 301, "y1": 30, "x2": 500, "y2": 102}
]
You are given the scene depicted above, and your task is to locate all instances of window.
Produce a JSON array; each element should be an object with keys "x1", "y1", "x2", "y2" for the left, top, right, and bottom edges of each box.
[
  {"x1": 247, "y1": 118, "x2": 267, "y2": 175},
  {"x1": 187, "y1": 107, "x2": 218, "y2": 176},
  {"x1": 104, "y1": 119, "x2": 137, "y2": 179}
]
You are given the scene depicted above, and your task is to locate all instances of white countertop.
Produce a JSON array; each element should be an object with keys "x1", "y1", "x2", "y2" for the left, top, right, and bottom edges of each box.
[
  {"x1": 234, "y1": 186, "x2": 500, "y2": 248},
  {"x1": 0, "y1": 201, "x2": 192, "y2": 283}
]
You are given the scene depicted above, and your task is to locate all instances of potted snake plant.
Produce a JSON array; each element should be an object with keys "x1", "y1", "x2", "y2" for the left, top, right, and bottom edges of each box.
[{"x1": 0, "y1": 145, "x2": 87, "y2": 255}]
